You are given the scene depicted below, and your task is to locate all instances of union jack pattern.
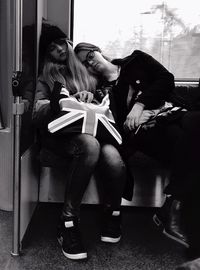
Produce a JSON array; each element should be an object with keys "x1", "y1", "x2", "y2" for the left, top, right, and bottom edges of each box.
[{"x1": 48, "y1": 92, "x2": 122, "y2": 144}]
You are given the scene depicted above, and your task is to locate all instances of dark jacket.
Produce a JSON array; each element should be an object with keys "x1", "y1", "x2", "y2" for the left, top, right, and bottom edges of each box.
[
  {"x1": 110, "y1": 50, "x2": 175, "y2": 133},
  {"x1": 32, "y1": 76, "x2": 53, "y2": 128},
  {"x1": 104, "y1": 50, "x2": 175, "y2": 201}
]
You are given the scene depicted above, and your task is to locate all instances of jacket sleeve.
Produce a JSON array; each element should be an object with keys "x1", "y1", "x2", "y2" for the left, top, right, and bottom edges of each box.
[
  {"x1": 133, "y1": 50, "x2": 175, "y2": 109},
  {"x1": 32, "y1": 79, "x2": 53, "y2": 128}
]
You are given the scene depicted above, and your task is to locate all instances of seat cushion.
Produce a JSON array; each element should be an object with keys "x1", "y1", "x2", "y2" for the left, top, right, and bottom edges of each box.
[{"x1": 39, "y1": 148, "x2": 69, "y2": 168}]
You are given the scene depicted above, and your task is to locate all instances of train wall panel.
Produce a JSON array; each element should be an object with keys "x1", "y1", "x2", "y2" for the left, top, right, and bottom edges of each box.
[
  {"x1": 0, "y1": 130, "x2": 13, "y2": 211},
  {"x1": 20, "y1": 145, "x2": 40, "y2": 241}
]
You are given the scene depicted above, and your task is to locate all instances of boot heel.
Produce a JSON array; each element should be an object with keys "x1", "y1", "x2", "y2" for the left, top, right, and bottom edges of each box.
[{"x1": 153, "y1": 198, "x2": 189, "y2": 248}]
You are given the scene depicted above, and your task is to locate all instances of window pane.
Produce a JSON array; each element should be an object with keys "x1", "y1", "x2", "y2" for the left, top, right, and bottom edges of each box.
[{"x1": 73, "y1": 0, "x2": 200, "y2": 79}]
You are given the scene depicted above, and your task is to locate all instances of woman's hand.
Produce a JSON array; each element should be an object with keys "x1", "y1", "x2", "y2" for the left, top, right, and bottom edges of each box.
[
  {"x1": 124, "y1": 102, "x2": 144, "y2": 131},
  {"x1": 138, "y1": 110, "x2": 155, "y2": 125},
  {"x1": 73, "y1": 91, "x2": 94, "y2": 103}
]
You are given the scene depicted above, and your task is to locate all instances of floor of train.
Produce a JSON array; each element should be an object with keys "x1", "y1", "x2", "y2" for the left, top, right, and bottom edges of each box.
[{"x1": 0, "y1": 203, "x2": 187, "y2": 270}]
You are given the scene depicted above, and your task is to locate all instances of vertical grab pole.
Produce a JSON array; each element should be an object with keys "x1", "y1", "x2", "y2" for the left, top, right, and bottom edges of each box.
[{"x1": 11, "y1": 0, "x2": 24, "y2": 256}]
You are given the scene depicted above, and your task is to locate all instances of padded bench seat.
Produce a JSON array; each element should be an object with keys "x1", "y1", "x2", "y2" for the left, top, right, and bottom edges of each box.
[
  {"x1": 38, "y1": 81, "x2": 199, "y2": 207},
  {"x1": 39, "y1": 148, "x2": 168, "y2": 207}
]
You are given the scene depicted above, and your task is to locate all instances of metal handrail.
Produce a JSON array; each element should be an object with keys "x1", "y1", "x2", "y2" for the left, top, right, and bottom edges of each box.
[
  {"x1": 13, "y1": 0, "x2": 22, "y2": 72},
  {"x1": 11, "y1": 0, "x2": 23, "y2": 257}
]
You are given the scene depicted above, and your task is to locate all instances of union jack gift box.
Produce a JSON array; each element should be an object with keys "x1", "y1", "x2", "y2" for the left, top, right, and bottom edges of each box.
[{"x1": 48, "y1": 85, "x2": 122, "y2": 145}]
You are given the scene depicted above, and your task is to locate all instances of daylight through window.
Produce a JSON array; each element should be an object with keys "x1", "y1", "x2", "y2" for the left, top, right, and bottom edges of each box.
[{"x1": 73, "y1": 0, "x2": 200, "y2": 79}]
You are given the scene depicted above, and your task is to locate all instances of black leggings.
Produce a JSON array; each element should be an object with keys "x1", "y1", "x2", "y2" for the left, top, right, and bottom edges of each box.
[{"x1": 42, "y1": 133, "x2": 126, "y2": 217}]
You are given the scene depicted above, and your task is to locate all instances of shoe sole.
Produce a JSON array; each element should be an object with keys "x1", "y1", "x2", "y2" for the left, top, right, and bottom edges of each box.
[
  {"x1": 62, "y1": 250, "x2": 87, "y2": 260},
  {"x1": 57, "y1": 236, "x2": 87, "y2": 260},
  {"x1": 162, "y1": 228, "x2": 189, "y2": 248},
  {"x1": 101, "y1": 236, "x2": 121, "y2": 243},
  {"x1": 153, "y1": 214, "x2": 189, "y2": 248}
]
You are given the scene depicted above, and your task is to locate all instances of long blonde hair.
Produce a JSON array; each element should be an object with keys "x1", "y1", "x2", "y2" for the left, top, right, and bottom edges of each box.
[{"x1": 42, "y1": 39, "x2": 97, "y2": 94}]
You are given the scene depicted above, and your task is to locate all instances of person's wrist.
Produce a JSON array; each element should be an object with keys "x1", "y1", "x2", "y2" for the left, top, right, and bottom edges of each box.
[{"x1": 134, "y1": 102, "x2": 145, "y2": 109}]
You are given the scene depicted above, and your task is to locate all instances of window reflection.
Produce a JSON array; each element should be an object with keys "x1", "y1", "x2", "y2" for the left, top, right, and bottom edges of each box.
[{"x1": 20, "y1": 0, "x2": 37, "y2": 153}]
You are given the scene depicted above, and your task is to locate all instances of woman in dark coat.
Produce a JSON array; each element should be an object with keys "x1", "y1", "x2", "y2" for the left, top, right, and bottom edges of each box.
[{"x1": 75, "y1": 42, "x2": 200, "y2": 250}]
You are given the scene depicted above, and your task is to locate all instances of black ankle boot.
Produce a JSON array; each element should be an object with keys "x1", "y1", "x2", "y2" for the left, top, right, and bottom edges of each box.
[
  {"x1": 101, "y1": 207, "x2": 121, "y2": 243},
  {"x1": 57, "y1": 216, "x2": 87, "y2": 260},
  {"x1": 153, "y1": 196, "x2": 189, "y2": 248}
]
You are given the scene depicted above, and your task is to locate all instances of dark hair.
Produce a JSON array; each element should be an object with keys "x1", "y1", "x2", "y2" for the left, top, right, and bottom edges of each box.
[{"x1": 39, "y1": 20, "x2": 68, "y2": 73}]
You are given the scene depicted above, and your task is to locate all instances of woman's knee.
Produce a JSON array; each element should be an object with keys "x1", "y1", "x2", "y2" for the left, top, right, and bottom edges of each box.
[
  {"x1": 101, "y1": 144, "x2": 125, "y2": 168},
  {"x1": 72, "y1": 134, "x2": 100, "y2": 158}
]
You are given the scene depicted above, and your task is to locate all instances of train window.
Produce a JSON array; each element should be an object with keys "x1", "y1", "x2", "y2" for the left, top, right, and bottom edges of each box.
[{"x1": 73, "y1": 0, "x2": 200, "y2": 80}]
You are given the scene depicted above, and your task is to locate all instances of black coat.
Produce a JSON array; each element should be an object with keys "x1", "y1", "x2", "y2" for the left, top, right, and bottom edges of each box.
[
  {"x1": 111, "y1": 50, "x2": 175, "y2": 133},
  {"x1": 108, "y1": 50, "x2": 175, "y2": 201}
]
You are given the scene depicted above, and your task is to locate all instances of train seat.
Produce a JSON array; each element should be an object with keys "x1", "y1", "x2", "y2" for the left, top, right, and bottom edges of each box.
[
  {"x1": 38, "y1": 147, "x2": 168, "y2": 207},
  {"x1": 38, "y1": 82, "x2": 199, "y2": 207}
]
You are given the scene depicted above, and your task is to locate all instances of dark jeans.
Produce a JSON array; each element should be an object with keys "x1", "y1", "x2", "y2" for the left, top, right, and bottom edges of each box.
[
  {"x1": 122, "y1": 111, "x2": 200, "y2": 200},
  {"x1": 42, "y1": 133, "x2": 126, "y2": 217}
]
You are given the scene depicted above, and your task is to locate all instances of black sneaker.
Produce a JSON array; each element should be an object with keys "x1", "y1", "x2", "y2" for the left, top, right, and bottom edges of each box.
[
  {"x1": 57, "y1": 217, "x2": 87, "y2": 260},
  {"x1": 101, "y1": 209, "x2": 121, "y2": 243},
  {"x1": 153, "y1": 197, "x2": 189, "y2": 248}
]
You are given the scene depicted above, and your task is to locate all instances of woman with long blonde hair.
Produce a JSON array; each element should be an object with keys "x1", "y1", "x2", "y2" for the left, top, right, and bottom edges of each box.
[
  {"x1": 42, "y1": 39, "x2": 97, "y2": 94},
  {"x1": 33, "y1": 33, "x2": 126, "y2": 261}
]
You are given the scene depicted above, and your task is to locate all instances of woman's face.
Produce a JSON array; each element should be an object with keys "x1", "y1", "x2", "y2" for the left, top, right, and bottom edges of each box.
[
  {"x1": 48, "y1": 41, "x2": 68, "y2": 62},
  {"x1": 76, "y1": 50, "x2": 107, "y2": 75}
]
